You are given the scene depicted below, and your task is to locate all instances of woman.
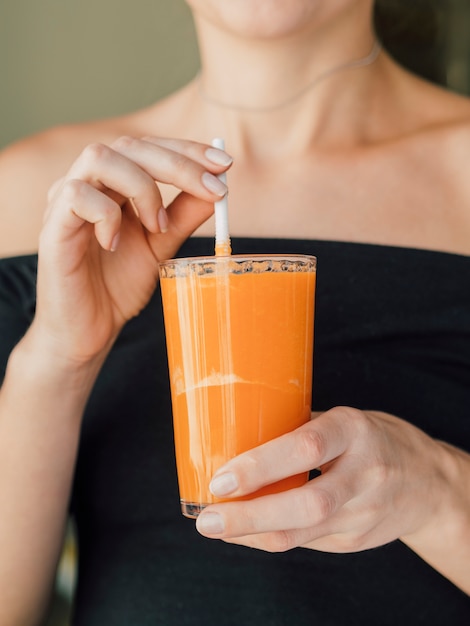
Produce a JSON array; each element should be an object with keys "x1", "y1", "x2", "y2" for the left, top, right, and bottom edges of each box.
[{"x1": 0, "y1": 0, "x2": 468, "y2": 624}]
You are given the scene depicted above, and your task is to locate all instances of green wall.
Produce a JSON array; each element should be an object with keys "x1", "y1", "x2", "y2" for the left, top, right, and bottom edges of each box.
[{"x1": 0, "y1": 0, "x2": 199, "y2": 148}]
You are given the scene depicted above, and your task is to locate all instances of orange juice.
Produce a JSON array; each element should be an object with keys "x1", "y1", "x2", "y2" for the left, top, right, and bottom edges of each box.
[{"x1": 160, "y1": 255, "x2": 316, "y2": 518}]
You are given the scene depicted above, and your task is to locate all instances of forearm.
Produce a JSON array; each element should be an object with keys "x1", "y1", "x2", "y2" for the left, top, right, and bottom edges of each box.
[
  {"x1": 401, "y1": 440, "x2": 470, "y2": 595},
  {"x1": 0, "y1": 330, "x2": 106, "y2": 625}
]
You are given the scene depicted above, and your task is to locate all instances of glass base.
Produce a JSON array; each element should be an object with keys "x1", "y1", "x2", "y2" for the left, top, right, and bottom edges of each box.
[{"x1": 181, "y1": 500, "x2": 208, "y2": 519}]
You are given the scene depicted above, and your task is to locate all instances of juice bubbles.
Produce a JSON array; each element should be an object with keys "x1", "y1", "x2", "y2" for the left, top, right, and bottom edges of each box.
[{"x1": 159, "y1": 255, "x2": 316, "y2": 518}]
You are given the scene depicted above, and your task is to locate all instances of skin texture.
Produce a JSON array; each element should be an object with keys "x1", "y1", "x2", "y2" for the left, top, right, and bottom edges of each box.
[{"x1": 0, "y1": 1, "x2": 469, "y2": 622}]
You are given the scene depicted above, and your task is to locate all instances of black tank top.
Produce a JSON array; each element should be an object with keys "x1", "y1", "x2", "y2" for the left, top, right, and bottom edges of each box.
[{"x1": 0, "y1": 237, "x2": 469, "y2": 625}]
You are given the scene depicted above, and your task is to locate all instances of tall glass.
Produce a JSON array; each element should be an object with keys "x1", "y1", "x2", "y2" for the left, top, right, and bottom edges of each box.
[{"x1": 159, "y1": 254, "x2": 316, "y2": 518}]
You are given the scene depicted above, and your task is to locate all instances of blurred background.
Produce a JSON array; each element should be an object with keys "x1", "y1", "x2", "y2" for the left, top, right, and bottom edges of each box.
[
  {"x1": 0, "y1": 0, "x2": 199, "y2": 149},
  {"x1": 1, "y1": 1, "x2": 469, "y2": 624},
  {"x1": 2, "y1": 0, "x2": 470, "y2": 151}
]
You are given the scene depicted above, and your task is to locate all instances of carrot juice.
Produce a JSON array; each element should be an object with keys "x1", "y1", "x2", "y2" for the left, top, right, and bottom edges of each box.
[{"x1": 159, "y1": 255, "x2": 316, "y2": 518}]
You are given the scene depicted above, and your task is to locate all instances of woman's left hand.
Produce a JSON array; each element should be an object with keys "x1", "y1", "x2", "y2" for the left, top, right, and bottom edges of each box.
[{"x1": 195, "y1": 407, "x2": 453, "y2": 554}]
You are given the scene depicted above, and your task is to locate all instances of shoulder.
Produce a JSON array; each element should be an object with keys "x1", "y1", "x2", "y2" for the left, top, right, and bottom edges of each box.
[
  {"x1": 399, "y1": 68, "x2": 470, "y2": 148},
  {"x1": 0, "y1": 114, "x2": 146, "y2": 258},
  {"x1": 380, "y1": 64, "x2": 470, "y2": 182},
  {"x1": 377, "y1": 55, "x2": 470, "y2": 142},
  {"x1": 0, "y1": 82, "x2": 199, "y2": 259},
  {"x1": 410, "y1": 85, "x2": 470, "y2": 195},
  {"x1": 403, "y1": 82, "x2": 470, "y2": 255},
  {"x1": 364, "y1": 62, "x2": 470, "y2": 255}
]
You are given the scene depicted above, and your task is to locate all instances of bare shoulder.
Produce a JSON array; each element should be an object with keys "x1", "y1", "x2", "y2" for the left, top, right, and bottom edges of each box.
[
  {"x1": 0, "y1": 115, "x2": 146, "y2": 258},
  {"x1": 0, "y1": 81, "x2": 199, "y2": 258},
  {"x1": 415, "y1": 82, "x2": 470, "y2": 193},
  {"x1": 381, "y1": 62, "x2": 470, "y2": 181},
  {"x1": 403, "y1": 71, "x2": 470, "y2": 146},
  {"x1": 394, "y1": 76, "x2": 470, "y2": 255}
]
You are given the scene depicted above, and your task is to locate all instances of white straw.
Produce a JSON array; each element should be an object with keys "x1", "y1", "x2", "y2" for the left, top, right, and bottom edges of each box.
[{"x1": 211, "y1": 137, "x2": 231, "y2": 256}]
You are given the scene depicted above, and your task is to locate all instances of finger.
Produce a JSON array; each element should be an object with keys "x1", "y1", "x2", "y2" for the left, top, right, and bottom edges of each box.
[
  {"x1": 47, "y1": 176, "x2": 65, "y2": 203},
  {"x1": 44, "y1": 176, "x2": 66, "y2": 224},
  {"x1": 43, "y1": 178, "x2": 122, "y2": 252},
  {"x1": 221, "y1": 525, "x2": 359, "y2": 553},
  {"x1": 66, "y1": 142, "x2": 163, "y2": 234},
  {"x1": 221, "y1": 527, "x2": 322, "y2": 552},
  {"x1": 196, "y1": 455, "x2": 359, "y2": 540},
  {"x1": 221, "y1": 495, "x2": 398, "y2": 555},
  {"x1": 111, "y1": 136, "x2": 230, "y2": 205},
  {"x1": 208, "y1": 407, "x2": 358, "y2": 500},
  {"x1": 141, "y1": 136, "x2": 233, "y2": 171}
]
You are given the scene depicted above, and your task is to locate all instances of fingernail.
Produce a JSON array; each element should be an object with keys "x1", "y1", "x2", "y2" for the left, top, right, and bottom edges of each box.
[
  {"x1": 196, "y1": 511, "x2": 225, "y2": 535},
  {"x1": 210, "y1": 472, "x2": 238, "y2": 497},
  {"x1": 202, "y1": 172, "x2": 227, "y2": 196},
  {"x1": 205, "y1": 147, "x2": 233, "y2": 166},
  {"x1": 128, "y1": 197, "x2": 139, "y2": 217},
  {"x1": 110, "y1": 233, "x2": 120, "y2": 252},
  {"x1": 157, "y1": 207, "x2": 168, "y2": 233}
]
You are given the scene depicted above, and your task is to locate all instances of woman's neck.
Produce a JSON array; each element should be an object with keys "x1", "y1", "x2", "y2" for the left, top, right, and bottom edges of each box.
[
  {"x1": 198, "y1": 41, "x2": 381, "y2": 114},
  {"x1": 190, "y1": 8, "x2": 382, "y2": 158}
]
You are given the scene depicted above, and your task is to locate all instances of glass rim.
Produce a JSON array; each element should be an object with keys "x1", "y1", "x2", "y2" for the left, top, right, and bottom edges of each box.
[{"x1": 159, "y1": 253, "x2": 317, "y2": 267}]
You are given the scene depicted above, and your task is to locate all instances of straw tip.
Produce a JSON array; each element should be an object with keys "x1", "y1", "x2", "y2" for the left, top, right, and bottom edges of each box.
[{"x1": 211, "y1": 137, "x2": 225, "y2": 150}]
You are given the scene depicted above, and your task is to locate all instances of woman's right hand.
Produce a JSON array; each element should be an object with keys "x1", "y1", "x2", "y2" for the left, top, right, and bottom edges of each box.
[{"x1": 32, "y1": 136, "x2": 232, "y2": 364}]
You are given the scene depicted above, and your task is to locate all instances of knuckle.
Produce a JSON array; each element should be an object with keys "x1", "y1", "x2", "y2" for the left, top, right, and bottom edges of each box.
[
  {"x1": 339, "y1": 406, "x2": 367, "y2": 432},
  {"x1": 368, "y1": 457, "x2": 390, "y2": 488},
  {"x1": 112, "y1": 135, "x2": 136, "y2": 151},
  {"x1": 81, "y1": 142, "x2": 110, "y2": 164},
  {"x1": 302, "y1": 486, "x2": 337, "y2": 523},
  {"x1": 61, "y1": 178, "x2": 86, "y2": 203},
  {"x1": 295, "y1": 427, "x2": 327, "y2": 464},
  {"x1": 261, "y1": 531, "x2": 297, "y2": 553}
]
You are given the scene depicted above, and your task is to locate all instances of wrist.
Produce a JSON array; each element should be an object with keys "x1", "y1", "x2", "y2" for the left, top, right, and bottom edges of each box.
[
  {"x1": 7, "y1": 324, "x2": 109, "y2": 401},
  {"x1": 401, "y1": 440, "x2": 470, "y2": 593}
]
